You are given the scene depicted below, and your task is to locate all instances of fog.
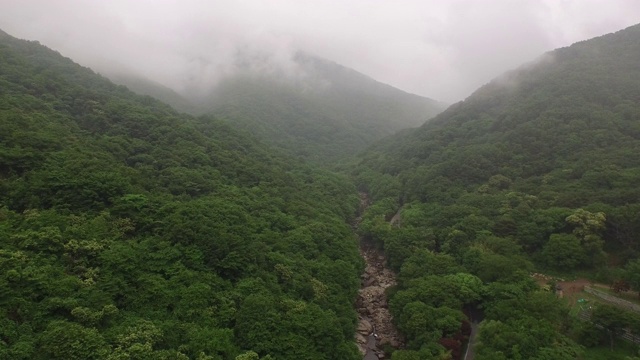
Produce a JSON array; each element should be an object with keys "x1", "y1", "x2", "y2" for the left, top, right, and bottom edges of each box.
[{"x1": 2, "y1": 0, "x2": 639, "y2": 102}]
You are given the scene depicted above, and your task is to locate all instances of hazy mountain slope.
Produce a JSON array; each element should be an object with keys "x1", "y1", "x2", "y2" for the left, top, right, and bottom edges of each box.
[
  {"x1": 107, "y1": 72, "x2": 199, "y2": 114},
  {"x1": 203, "y1": 53, "x2": 446, "y2": 163},
  {"x1": 0, "y1": 29, "x2": 362, "y2": 360},
  {"x1": 351, "y1": 24, "x2": 640, "y2": 358},
  {"x1": 359, "y1": 23, "x2": 640, "y2": 204}
]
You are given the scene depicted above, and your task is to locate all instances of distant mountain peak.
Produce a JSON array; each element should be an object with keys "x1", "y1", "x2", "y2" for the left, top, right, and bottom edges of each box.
[
  {"x1": 200, "y1": 54, "x2": 446, "y2": 163},
  {"x1": 358, "y1": 21, "x2": 640, "y2": 200}
]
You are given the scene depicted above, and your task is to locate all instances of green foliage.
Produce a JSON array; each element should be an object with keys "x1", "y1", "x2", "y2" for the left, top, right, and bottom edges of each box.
[
  {"x1": 624, "y1": 259, "x2": 640, "y2": 296},
  {"x1": 591, "y1": 304, "x2": 640, "y2": 351},
  {"x1": 204, "y1": 54, "x2": 445, "y2": 164},
  {"x1": 396, "y1": 301, "x2": 463, "y2": 349},
  {"x1": 475, "y1": 318, "x2": 583, "y2": 360},
  {"x1": 6, "y1": 20, "x2": 640, "y2": 360},
  {"x1": 0, "y1": 30, "x2": 362, "y2": 359},
  {"x1": 398, "y1": 250, "x2": 462, "y2": 282},
  {"x1": 39, "y1": 321, "x2": 110, "y2": 360},
  {"x1": 541, "y1": 233, "x2": 586, "y2": 270},
  {"x1": 575, "y1": 322, "x2": 603, "y2": 348},
  {"x1": 353, "y1": 23, "x2": 640, "y2": 259},
  {"x1": 350, "y1": 23, "x2": 640, "y2": 358}
]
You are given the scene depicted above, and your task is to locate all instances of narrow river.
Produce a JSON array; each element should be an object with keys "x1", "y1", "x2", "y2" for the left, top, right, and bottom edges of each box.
[{"x1": 354, "y1": 193, "x2": 403, "y2": 359}]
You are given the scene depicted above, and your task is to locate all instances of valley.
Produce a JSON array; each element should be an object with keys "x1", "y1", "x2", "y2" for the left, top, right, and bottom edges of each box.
[
  {"x1": 351, "y1": 22, "x2": 640, "y2": 360},
  {"x1": 354, "y1": 193, "x2": 403, "y2": 359},
  {"x1": 3, "y1": 18, "x2": 640, "y2": 360},
  {"x1": 356, "y1": 239, "x2": 402, "y2": 359}
]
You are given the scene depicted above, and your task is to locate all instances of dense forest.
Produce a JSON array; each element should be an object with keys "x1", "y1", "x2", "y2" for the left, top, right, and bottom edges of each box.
[
  {"x1": 4, "y1": 19, "x2": 640, "y2": 360},
  {"x1": 350, "y1": 24, "x2": 640, "y2": 359},
  {"x1": 106, "y1": 53, "x2": 445, "y2": 165},
  {"x1": 190, "y1": 53, "x2": 445, "y2": 164},
  {"x1": 0, "y1": 29, "x2": 364, "y2": 359}
]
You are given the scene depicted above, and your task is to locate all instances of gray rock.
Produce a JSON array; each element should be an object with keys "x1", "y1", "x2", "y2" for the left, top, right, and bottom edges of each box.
[
  {"x1": 364, "y1": 277, "x2": 377, "y2": 287},
  {"x1": 357, "y1": 318, "x2": 373, "y2": 334}
]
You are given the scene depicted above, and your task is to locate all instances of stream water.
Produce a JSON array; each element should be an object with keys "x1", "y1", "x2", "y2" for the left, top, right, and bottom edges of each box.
[{"x1": 353, "y1": 193, "x2": 403, "y2": 359}]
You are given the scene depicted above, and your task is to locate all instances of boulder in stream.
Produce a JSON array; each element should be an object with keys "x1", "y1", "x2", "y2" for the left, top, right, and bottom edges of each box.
[{"x1": 357, "y1": 318, "x2": 373, "y2": 335}]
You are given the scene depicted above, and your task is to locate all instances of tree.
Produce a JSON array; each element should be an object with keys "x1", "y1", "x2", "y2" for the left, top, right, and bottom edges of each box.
[
  {"x1": 528, "y1": 343, "x2": 583, "y2": 360},
  {"x1": 234, "y1": 294, "x2": 280, "y2": 354},
  {"x1": 540, "y1": 233, "x2": 586, "y2": 270},
  {"x1": 0, "y1": 30, "x2": 367, "y2": 360},
  {"x1": 484, "y1": 291, "x2": 570, "y2": 332},
  {"x1": 396, "y1": 301, "x2": 463, "y2": 348},
  {"x1": 235, "y1": 351, "x2": 275, "y2": 360},
  {"x1": 625, "y1": 259, "x2": 640, "y2": 298},
  {"x1": 591, "y1": 304, "x2": 628, "y2": 351},
  {"x1": 392, "y1": 276, "x2": 462, "y2": 311},
  {"x1": 39, "y1": 321, "x2": 110, "y2": 360},
  {"x1": 475, "y1": 318, "x2": 568, "y2": 360},
  {"x1": 391, "y1": 349, "x2": 451, "y2": 360},
  {"x1": 565, "y1": 209, "x2": 606, "y2": 267},
  {"x1": 398, "y1": 249, "x2": 462, "y2": 282},
  {"x1": 443, "y1": 273, "x2": 484, "y2": 304},
  {"x1": 464, "y1": 250, "x2": 532, "y2": 283}
]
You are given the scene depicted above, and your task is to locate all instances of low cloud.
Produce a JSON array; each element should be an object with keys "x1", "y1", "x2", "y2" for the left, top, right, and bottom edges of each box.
[{"x1": 2, "y1": 0, "x2": 639, "y2": 102}]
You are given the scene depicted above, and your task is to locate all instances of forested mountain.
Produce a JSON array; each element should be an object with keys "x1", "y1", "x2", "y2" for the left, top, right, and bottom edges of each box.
[
  {"x1": 352, "y1": 24, "x2": 640, "y2": 358},
  {"x1": 106, "y1": 72, "x2": 199, "y2": 115},
  {"x1": 104, "y1": 53, "x2": 445, "y2": 165},
  {"x1": 0, "y1": 29, "x2": 363, "y2": 359},
  {"x1": 200, "y1": 53, "x2": 446, "y2": 164},
  {"x1": 6, "y1": 16, "x2": 640, "y2": 360}
]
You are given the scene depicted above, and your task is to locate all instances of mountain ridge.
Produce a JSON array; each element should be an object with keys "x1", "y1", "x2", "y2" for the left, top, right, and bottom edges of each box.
[
  {"x1": 104, "y1": 51, "x2": 446, "y2": 164},
  {"x1": 0, "y1": 28, "x2": 363, "y2": 360},
  {"x1": 351, "y1": 22, "x2": 640, "y2": 359},
  {"x1": 362, "y1": 22, "x2": 640, "y2": 188},
  {"x1": 202, "y1": 52, "x2": 446, "y2": 163}
]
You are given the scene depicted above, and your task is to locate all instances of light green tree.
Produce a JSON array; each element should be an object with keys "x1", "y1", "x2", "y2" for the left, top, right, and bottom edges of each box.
[{"x1": 565, "y1": 209, "x2": 606, "y2": 266}]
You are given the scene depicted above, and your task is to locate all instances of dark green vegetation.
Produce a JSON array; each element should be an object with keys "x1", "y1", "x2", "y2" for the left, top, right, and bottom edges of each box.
[
  {"x1": 352, "y1": 24, "x2": 640, "y2": 358},
  {"x1": 107, "y1": 54, "x2": 445, "y2": 165},
  {"x1": 5, "y1": 17, "x2": 640, "y2": 360},
  {"x1": 0, "y1": 29, "x2": 363, "y2": 359},
  {"x1": 201, "y1": 53, "x2": 445, "y2": 164},
  {"x1": 106, "y1": 72, "x2": 198, "y2": 115}
]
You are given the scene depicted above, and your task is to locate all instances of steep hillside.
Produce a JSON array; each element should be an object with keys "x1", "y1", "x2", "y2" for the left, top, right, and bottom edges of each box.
[
  {"x1": 352, "y1": 24, "x2": 640, "y2": 358},
  {"x1": 106, "y1": 72, "x2": 199, "y2": 115},
  {"x1": 0, "y1": 29, "x2": 362, "y2": 360},
  {"x1": 203, "y1": 53, "x2": 446, "y2": 164},
  {"x1": 361, "y1": 24, "x2": 640, "y2": 200}
]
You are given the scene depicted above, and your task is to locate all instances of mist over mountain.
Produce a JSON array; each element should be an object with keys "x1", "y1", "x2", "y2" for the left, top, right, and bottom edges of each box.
[
  {"x1": 105, "y1": 72, "x2": 199, "y2": 115},
  {"x1": 352, "y1": 22, "x2": 640, "y2": 358},
  {"x1": 4, "y1": 1, "x2": 639, "y2": 104},
  {"x1": 0, "y1": 28, "x2": 363, "y2": 360},
  {"x1": 106, "y1": 52, "x2": 446, "y2": 164},
  {"x1": 358, "y1": 23, "x2": 640, "y2": 191},
  {"x1": 4, "y1": 5, "x2": 640, "y2": 357},
  {"x1": 201, "y1": 53, "x2": 446, "y2": 163}
]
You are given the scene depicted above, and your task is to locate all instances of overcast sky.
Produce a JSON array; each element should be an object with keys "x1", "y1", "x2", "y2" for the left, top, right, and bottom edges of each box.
[{"x1": 2, "y1": 0, "x2": 639, "y2": 102}]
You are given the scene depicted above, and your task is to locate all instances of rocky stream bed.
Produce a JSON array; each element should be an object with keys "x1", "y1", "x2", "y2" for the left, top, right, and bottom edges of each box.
[{"x1": 353, "y1": 193, "x2": 403, "y2": 359}]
